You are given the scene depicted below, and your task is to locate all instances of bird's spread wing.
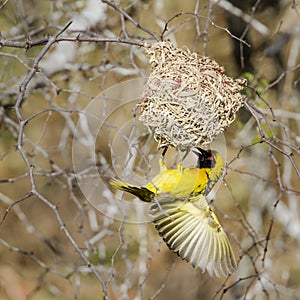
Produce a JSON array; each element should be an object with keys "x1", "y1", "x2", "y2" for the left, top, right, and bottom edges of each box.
[{"x1": 149, "y1": 194, "x2": 237, "y2": 277}]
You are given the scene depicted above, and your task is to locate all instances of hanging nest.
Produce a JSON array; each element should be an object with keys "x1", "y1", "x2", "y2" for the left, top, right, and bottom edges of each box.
[{"x1": 137, "y1": 41, "x2": 247, "y2": 149}]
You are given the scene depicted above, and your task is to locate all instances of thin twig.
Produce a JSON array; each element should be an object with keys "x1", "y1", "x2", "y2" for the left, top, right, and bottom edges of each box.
[{"x1": 101, "y1": 0, "x2": 160, "y2": 42}]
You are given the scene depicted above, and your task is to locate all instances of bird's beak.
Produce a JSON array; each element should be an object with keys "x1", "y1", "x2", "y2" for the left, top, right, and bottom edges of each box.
[{"x1": 192, "y1": 147, "x2": 210, "y2": 157}]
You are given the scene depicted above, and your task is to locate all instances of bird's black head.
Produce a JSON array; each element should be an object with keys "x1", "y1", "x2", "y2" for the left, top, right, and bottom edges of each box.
[{"x1": 193, "y1": 147, "x2": 216, "y2": 169}]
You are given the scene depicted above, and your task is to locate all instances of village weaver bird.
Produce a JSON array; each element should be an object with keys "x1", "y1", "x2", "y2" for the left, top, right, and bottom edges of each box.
[
  {"x1": 109, "y1": 148, "x2": 237, "y2": 277},
  {"x1": 109, "y1": 148, "x2": 224, "y2": 201}
]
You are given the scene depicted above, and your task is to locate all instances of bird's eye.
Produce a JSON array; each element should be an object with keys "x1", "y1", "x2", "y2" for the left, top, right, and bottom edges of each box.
[{"x1": 206, "y1": 154, "x2": 216, "y2": 168}]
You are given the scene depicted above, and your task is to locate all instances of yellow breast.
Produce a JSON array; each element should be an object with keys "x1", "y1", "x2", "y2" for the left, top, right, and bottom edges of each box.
[{"x1": 145, "y1": 167, "x2": 209, "y2": 197}]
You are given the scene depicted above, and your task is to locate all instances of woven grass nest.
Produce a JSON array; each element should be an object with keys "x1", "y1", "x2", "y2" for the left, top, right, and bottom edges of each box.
[{"x1": 137, "y1": 41, "x2": 247, "y2": 149}]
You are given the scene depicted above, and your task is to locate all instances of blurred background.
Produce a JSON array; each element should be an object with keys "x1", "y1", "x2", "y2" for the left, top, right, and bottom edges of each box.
[{"x1": 1, "y1": 0, "x2": 300, "y2": 299}]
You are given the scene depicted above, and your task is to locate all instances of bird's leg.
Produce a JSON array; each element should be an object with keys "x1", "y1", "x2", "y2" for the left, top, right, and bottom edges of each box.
[
  {"x1": 161, "y1": 146, "x2": 168, "y2": 157},
  {"x1": 173, "y1": 148, "x2": 190, "y2": 173},
  {"x1": 177, "y1": 148, "x2": 191, "y2": 171},
  {"x1": 158, "y1": 146, "x2": 169, "y2": 171},
  {"x1": 177, "y1": 163, "x2": 183, "y2": 172},
  {"x1": 159, "y1": 158, "x2": 167, "y2": 171},
  {"x1": 181, "y1": 148, "x2": 191, "y2": 162}
]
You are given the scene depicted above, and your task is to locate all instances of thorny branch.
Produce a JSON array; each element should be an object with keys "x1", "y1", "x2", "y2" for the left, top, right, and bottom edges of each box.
[{"x1": 1, "y1": 0, "x2": 300, "y2": 299}]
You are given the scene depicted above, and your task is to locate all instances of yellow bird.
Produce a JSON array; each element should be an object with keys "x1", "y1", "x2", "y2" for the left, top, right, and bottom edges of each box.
[
  {"x1": 109, "y1": 148, "x2": 237, "y2": 277},
  {"x1": 109, "y1": 148, "x2": 224, "y2": 201}
]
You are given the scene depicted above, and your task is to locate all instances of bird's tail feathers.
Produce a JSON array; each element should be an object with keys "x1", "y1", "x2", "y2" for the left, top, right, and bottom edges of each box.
[{"x1": 109, "y1": 178, "x2": 154, "y2": 202}]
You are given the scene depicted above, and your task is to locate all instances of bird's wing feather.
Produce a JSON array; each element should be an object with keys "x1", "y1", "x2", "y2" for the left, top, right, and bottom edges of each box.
[{"x1": 149, "y1": 194, "x2": 237, "y2": 277}]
